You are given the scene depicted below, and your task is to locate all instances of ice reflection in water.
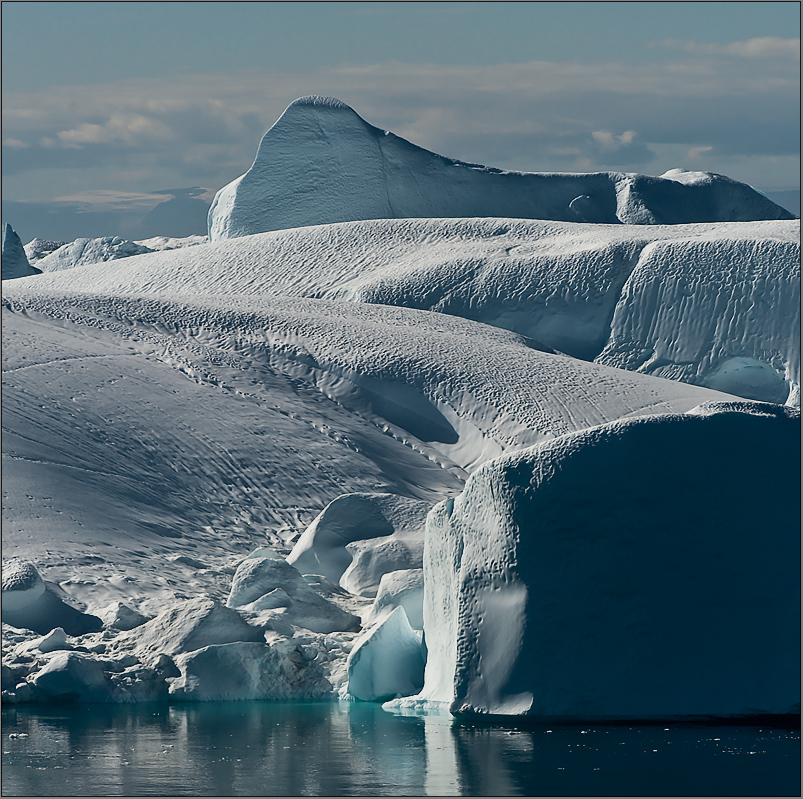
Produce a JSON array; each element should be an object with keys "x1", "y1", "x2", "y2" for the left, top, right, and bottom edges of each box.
[{"x1": 2, "y1": 702, "x2": 799, "y2": 796}]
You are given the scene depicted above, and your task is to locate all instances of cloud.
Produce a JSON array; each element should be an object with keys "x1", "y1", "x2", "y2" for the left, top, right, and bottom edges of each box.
[
  {"x1": 654, "y1": 36, "x2": 800, "y2": 59},
  {"x1": 687, "y1": 145, "x2": 714, "y2": 161},
  {"x1": 2, "y1": 45, "x2": 798, "y2": 207},
  {"x1": 48, "y1": 190, "x2": 174, "y2": 212}
]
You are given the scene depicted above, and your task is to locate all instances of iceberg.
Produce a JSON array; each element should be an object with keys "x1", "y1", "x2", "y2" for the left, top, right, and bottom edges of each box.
[
  {"x1": 32, "y1": 236, "x2": 155, "y2": 272},
  {"x1": 405, "y1": 402, "x2": 800, "y2": 721},
  {"x1": 2, "y1": 223, "x2": 40, "y2": 280},
  {"x1": 207, "y1": 96, "x2": 792, "y2": 240}
]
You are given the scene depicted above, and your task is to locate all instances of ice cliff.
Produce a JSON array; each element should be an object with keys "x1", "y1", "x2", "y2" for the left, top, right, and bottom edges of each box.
[
  {"x1": 208, "y1": 96, "x2": 793, "y2": 240},
  {"x1": 393, "y1": 401, "x2": 800, "y2": 721}
]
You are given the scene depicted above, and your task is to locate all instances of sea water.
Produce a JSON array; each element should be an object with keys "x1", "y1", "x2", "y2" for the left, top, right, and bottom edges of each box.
[{"x1": 2, "y1": 701, "x2": 799, "y2": 796}]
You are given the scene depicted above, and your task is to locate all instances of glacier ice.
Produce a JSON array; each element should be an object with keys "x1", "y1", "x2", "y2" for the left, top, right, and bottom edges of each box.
[
  {"x1": 347, "y1": 606, "x2": 426, "y2": 702},
  {"x1": 597, "y1": 235, "x2": 800, "y2": 404},
  {"x1": 207, "y1": 96, "x2": 792, "y2": 240},
  {"x1": 407, "y1": 402, "x2": 800, "y2": 721}
]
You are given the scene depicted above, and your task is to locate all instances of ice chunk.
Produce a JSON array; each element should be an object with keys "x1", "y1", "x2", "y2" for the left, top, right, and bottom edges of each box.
[
  {"x1": 100, "y1": 600, "x2": 150, "y2": 631},
  {"x1": 287, "y1": 493, "x2": 430, "y2": 595},
  {"x1": 227, "y1": 552, "x2": 360, "y2": 634},
  {"x1": 365, "y1": 569, "x2": 425, "y2": 630},
  {"x1": 33, "y1": 236, "x2": 154, "y2": 272},
  {"x1": 169, "y1": 640, "x2": 332, "y2": 701},
  {"x1": 208, "y1": 97, "x2": 792, "y2": 240},
  {"x1": 347, "y1": 606, "x2": 426, "y2": 702},
  {"x1": 110, "y1": 596, "x2": 263, "y2": 658},
  {"x1": 23, "y1": 237, "x2": 68, "y2": 266},
  {"x1": 2, "y1": 560, "x2": 102, "y2": 636},
  {"x1": 413, "y1": 403, "x2": 800, "y2": 720},
  {"x1": 32, "y1": 652, "x2": 112, "y2": 701},
  {"x1": 33, "y1": 627, "x2": 70, "y2": 653},
  {"x1": 2, "y1": 558, "x2": 46, "y2": 611}
]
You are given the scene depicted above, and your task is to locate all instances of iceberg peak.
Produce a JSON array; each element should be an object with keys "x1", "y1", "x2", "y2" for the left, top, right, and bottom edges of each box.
[{"x1": 208, "y1": 97, "x2": 794, "y2": 240}]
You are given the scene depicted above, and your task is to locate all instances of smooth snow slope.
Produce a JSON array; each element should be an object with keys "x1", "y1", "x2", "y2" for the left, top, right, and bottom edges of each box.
[
  {"x1": 16, "y1": 218, "x2": 799, "y2": 404},
  {"x1": 404, "y1": 401, "x2": 799, "y2": 721},
  {"x1": 2, "y1": 285, "x2": 734, "y2": 616},
  {"x1": 207, "y1": 96, "x2": 793, "y2": 239}
]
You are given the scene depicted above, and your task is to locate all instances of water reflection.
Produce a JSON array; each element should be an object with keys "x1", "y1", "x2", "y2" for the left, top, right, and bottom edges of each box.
[{"x1": 2, "y1": 702, "x2": 799, "y2": 796}]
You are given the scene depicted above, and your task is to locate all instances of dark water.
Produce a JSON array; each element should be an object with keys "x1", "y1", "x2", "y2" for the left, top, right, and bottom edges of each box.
[{"x1": 1, "y1": 701, "x2": 799, "y2": 796}]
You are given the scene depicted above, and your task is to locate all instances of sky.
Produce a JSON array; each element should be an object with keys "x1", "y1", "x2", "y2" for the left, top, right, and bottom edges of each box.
[{"x1": 2, "y1": 1, "x2": 800, "y2": 241}]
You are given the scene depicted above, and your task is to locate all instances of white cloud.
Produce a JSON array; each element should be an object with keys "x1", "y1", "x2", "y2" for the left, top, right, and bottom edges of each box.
[
  {"x1": 687, "y1": 145, "x2": 714, "y2": 160},
  {"x1": 49, "y1": 190, "x2": 172, "y2": 212},
  {"x1": 2, "y1": 47, "x2": 798, "y2": 201},
  {"x1": 654, "y1": 37, "x2": 800, "y2": 59}
]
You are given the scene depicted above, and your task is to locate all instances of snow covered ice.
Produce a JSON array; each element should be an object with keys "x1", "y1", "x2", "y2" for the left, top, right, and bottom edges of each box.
[
  {"x1": 1, "y1": 95, "x2": 799, "y2": 718},
  {"x1": 288, "y1": 492, "x2": 431, "y2": 596},
  {"x1": 18, "y1": 217, "x2": 799, "y2": 404}
]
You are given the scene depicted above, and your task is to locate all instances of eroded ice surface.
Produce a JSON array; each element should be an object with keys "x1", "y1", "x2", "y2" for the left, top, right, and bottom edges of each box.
[
  {"x1": 395, "y1": 401, "x2": 800, "y2": 721},
  {"x1": 287, "y1": 493, "x2": 430, "y2": 597}
]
